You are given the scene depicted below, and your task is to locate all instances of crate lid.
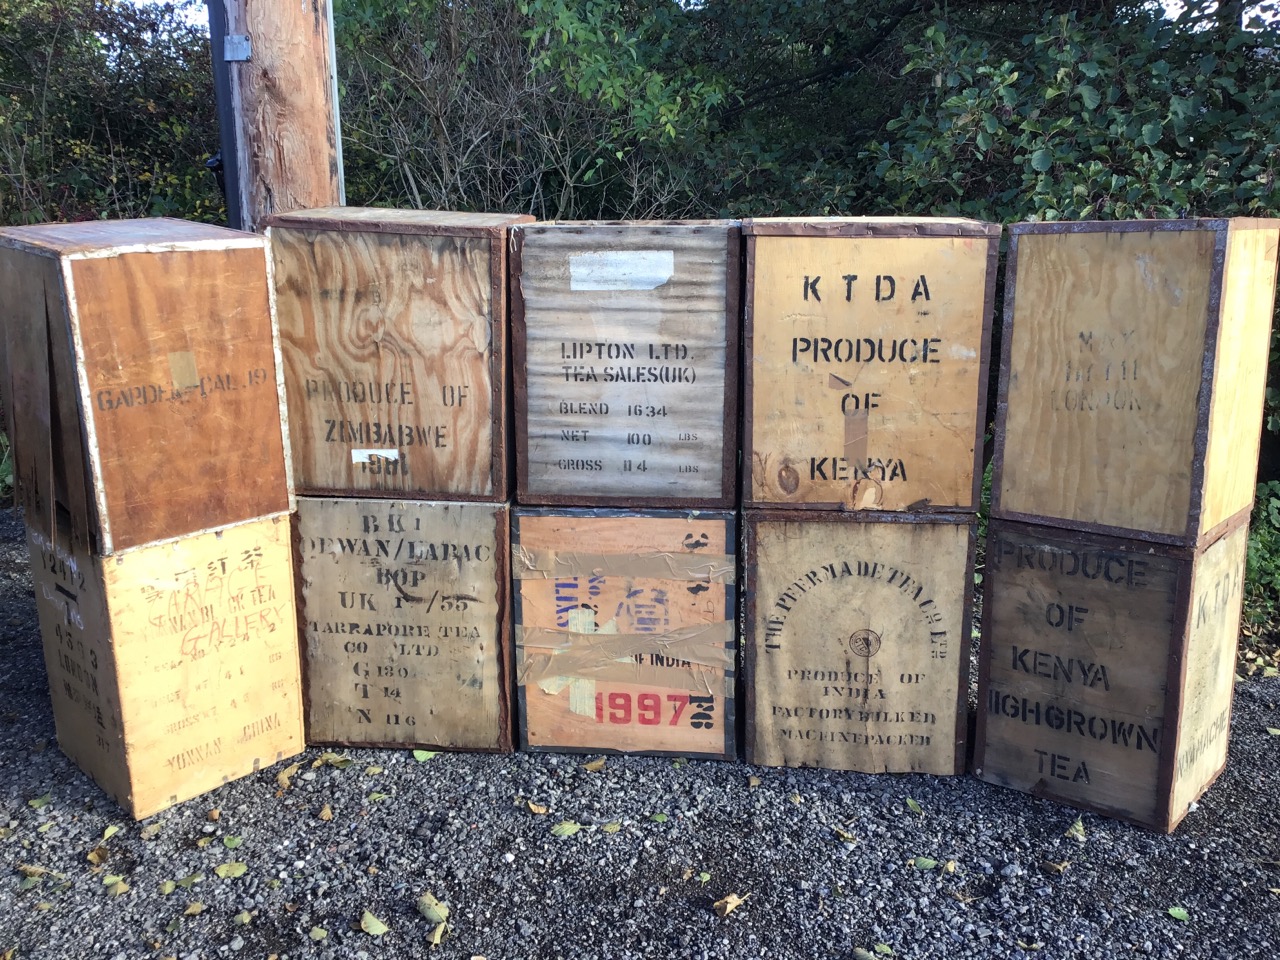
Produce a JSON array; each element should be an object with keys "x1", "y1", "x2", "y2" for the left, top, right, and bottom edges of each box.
[
  {"x1": 265, "y1": 206, "x2": 534, "y2": 236},
  {"x1": 743, "y1": 216, "x2": 999, "y2": 237},
  {"x1": 0, "y1": 217, "x2": 261, "y2": 258}
]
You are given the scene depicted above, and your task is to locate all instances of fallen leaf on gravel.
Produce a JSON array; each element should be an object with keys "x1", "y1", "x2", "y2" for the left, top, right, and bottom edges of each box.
[
  {"x1": 906, "y1": 798, "x2": 923, "y2": 815},
  {"x1": 551, "y1": 820, "x2": 581, "y2": 838},
  {"x1": 1041, "y1": 860, "x2": 1071, "y2": 875},
  {"x1": 600, "y1": 822, "x2": 621, "y2": 834},
  {"x1": 0, "y1": 827, "x2": 12, "y2": 840},
  {"x1": 853, "y1": 950, "x2": 876, "y2": 960},
  {"x1": 140, "y1": 824, "x2": 163, "y2": 840},
  {"x1": 196, "y1": 837, "x2": 213, "y2": 848},
  {"x1": 416, "y1": 892, "x2": 450, "y2": 924},
  {"x1": 184, "y1": 902, "x2": 205, "y2": 916},
  {"x1": 832, "y1": 826, "x2": 857, "y2": 843},
  {"x1": 313, "y1": 752, "x2": 354, "y2": 770},
  {"x1": 18, "y1": 877, "x2": 40, "y2": 891},
  {"x1": 27, "y1": 793, "x2": 50, "y2": 810},
  {"x1": 944, "y1": 861, "x2": 958, "y2": 874},
  {"x1": 1267, "y1": 727, "x2": 1280, "y2": 736},
  {"x1": 223, "y1": 836, "x2": 243, "y2": 849},
  {"x1": 308, "y1": 927, "x2": 327, "y2": 941},
  {"x1": 17, "y1": 864, "x2": 59, "y2": 879},
  {"x1": 207, "y1": 809, "x2": 220, "y2": 822},
  {"x1": 1065, "y1": 817, "x2": 1086, "y2": 842},
  {"x1": 102, "y1": 825, "x2": 120, "y2": 842},
  {"x1": 276, "y1": 762, "x2": 301, "y2": 793},
  {"x1": 682, "y1": 868, "x2": 694, "y2": 880},
  {"x1": 160, "y1": 880, "x2": 176, "y2": 895},
  {"x1": 950, "y1": 890, "x2": 980, "y2": 904},
  {"x1": 35, "y1": 902, "x2": 52, "y2": 911},
  {"x1": 365, "y1": 765, "x2": 383, "y2": 776},
  {"x1": 319, "y1": 804, "x2": 334, "y2": 821},
  {"x1": 37, "y1": 823, "x2": 54, "y2": 834},
  {"x1": 87, "y1": 846, "x2": 108, "y2": 865},
  {"x1": 672, "y1": 758, "x2": 688, "y2": 768},
  {"x1": 215, "y1": 863, "x2": 248, "y2": 879},
  {"x1": 1168, "y1": 906, "x2": 1189, "y2": 922},
  {"x1": 164, "y1": 918, "x2": 180, "y2": 934},
  {"x1": 176, "y1": 873, "x2": 203, "y2": 889},
  {"x1": 874, "y1": 946, "x2": 895, "y2": 956},
  {"x1": 712, "y1": 893, "x2": 750, "y2": 918},
  {"x1": 102, "y1": 874, "x2": 124, "y2": 886},
  {"x1": 413, "y1": 750, "x2": 439, "y2": 762},
  {"x1": 360, "y1": 910, "x2": 390, "y2": 936},
  {"x1": 911, "y1": 857, "x2": 939, "y2": 871},
  {"x1": 748, "y1": 776, "x2": 761, "y2": 788},
  {"x1": 368, "y1": 792, "x2": 391, "y2": 803},
  {"x1": 3, "y1": 948, "x2": 15, "y2": 959},
  {"x1": 234, "y1": 910, "x2": 252, "y2": 926},
  {"x1": 698, "y1": 872, "x2": 711, "y2": 884},
  {"x1": 650, "y1": 813, "x2": 669, "y2": 823},
  {"x1": 107, "y1": 880, "x2": 129, "y2": 897},
  {"x1": 429, "y1": 921, "x2": 448, "y2": 945},
  {"x1": 583, "y1": 758, "x2": 606, "y2": 773},
  {"x1": 789, "y1": 793, "x2": 802, "y2": 805},
  {"x1": 1269, "y1": 888, "x2": 1280, "y2": 895},
  {"x1": 526, "y1": 801, "x2": 548, "y2": 816},
  {"x1": 1016, "y1": 941, "x2": 1043, "y2": 951}
]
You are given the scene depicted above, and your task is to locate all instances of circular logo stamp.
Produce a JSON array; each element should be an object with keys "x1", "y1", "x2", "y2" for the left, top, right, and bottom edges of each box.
[{"x1": 847, "y1": 629, "x2": 881, "y2": 658}]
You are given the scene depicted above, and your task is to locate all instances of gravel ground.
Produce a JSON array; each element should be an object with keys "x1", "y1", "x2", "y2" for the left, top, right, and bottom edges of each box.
[{"x1": 1, "y1": 507, "x2": 1279, "y2": 960}]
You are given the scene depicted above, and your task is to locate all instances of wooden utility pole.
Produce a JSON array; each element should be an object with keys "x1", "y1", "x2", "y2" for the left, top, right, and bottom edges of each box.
[{"x1": 206, "y1": 1, "x2": 345, "y2": 232}]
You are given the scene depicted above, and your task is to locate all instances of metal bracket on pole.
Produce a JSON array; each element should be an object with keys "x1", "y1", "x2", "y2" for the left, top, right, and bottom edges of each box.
[{"x1": 224, "y1": 35, "x2": 252, "y2": 62}]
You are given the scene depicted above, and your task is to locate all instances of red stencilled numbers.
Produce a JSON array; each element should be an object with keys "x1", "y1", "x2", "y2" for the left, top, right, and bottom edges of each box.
[{"x1": 592, "y1": 691, "x2": 714, "y2": 728}]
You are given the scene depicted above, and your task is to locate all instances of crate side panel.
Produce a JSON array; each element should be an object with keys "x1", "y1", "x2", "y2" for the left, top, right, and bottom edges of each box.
[
  {"x1": 68, "y1": 247, "x2": 289, "y2": 551},
  {"x1": 514, "y1": 511, "x2": 735, "y2": 756},
  {"x1": 998, "y1": 229, "x2": 1214, "y2": 536},
  {"x1": 747, "y1": 234, "x2": 991, "y2": 510},
  {"x1": 105, "y1": 516, "x2": 304, "y2": 819},
  {"x1": 1200, "y1": 224, "x2": 1280, "y2": 536},
  {"x1": 297, "y1": 498, "x2": 508, "y2": 749},
  {"x1": 0, "y1": 248, "x2": 58, "y2": 528},
  {"x1": 977, "y1": 521, "x2": 1182, "y2": 826},
  {"x1": 517, "y1": 225, "x2": 733, "y2": 502},
  {"x1": 272, "y1": 228, "x2": 500, "y2": 497},
  {"x1": 1170, "y1": 522, "x2": 1247, "y2": 817},
  {"x1": 746, "y1": 517, "x2": 971, "y2": 773},
  {"x1": 26, "y1": 525, "x2": 132, "y2": 810}
]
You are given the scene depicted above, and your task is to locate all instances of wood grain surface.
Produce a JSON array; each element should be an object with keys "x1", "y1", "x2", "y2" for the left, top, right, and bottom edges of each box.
[
  {"x1": 744, "y1": 514, "x2": 972, "y2": 773},
  {"x1": 997, "y1": 227, "x2": 1215, "y2": 539},
  {"x1": 1200, "y1": 222, "x2": 1280, "y2": 536},
  {"x1": 28, "y1": 515, "x2": 303, "y2": 820},
  {"x1": 514, "y1": 223, "x2": 737, "y2": 506},
  {"x1": 746, "y1": 229, "x2": 995, "y2": 511},
  {"x1": 69, "y1": 245, "x2": 289, "y2": 552},
  {"x1": 217, "y1": 0, "x2": 343, "y2": 230},
  {"x1": 271, "y1": 225, "x2": 503, "y2": 498},
  {"x1": 296, "y1": 498, "x2": 510, "y2": 750},
  {"x1": 513, "y1": 510, "x2": 736, "y2": 757}
]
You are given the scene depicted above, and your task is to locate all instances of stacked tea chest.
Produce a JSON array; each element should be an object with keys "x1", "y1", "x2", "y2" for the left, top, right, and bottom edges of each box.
[
  {"x1": 976, "y1": 219, "x2": 1280, "y2": 832},
  {"x1": 267, "y1": 209, "x2": 530, "y2": 753},
  {"x1": 509, "y1": 222, "x2": 741, "y2": 758},
  {"x1": 0, "y1": 220, "x2": 304, "y2": 818},
  {"x1": 739, "y1": 218, "x2": 1000, "y2": 775}
]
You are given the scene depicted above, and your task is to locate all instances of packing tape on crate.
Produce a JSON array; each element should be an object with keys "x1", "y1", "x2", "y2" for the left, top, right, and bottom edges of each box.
[
  {"x1": 517, "y1": 621, "x2": 735, "y2": 700},
  {"x1": 511, "y1": 546, "x2": 735, "y2": 584}
]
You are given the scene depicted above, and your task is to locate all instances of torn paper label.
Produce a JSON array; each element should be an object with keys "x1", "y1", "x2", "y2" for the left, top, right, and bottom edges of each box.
[
  {"x1": 569, "y1": 250, "x2": 674, "y2": 291},
  {"x1": 351, "y1": 448, "x2": 401, "y2": 464}
]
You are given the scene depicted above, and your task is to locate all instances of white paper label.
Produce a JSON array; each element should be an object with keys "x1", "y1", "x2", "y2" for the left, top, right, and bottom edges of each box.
[
  {"x1": 350, "y1": 449, "x2": 401, "y2": 464},
  {"x1": 569, "y1": 250, "x2": 674, "y2": 291}
]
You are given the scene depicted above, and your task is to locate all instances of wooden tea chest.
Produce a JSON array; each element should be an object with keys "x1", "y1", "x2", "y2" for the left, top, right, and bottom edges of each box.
[
  {"x1": 975, "y1": 517, "x2": 1248, "y2": 832},
  {"x1": 0, "y1": 218, "x2": 290, "y2": 554},
  {"x1": 28, "y1": 513, "x2": 303, "y2": 820},
  {"x1": 511, "y1": 222, "x2": 740, "y2": 508},
  {"x1": 295, "y1": 497, "x2": 511, "y2": 750},
  {"x1": 742, "y1": 512, "x2": 973, "y2": 774},
  {"x1": 743, "y1": 217, "x2": 1000, "y2": 512},
  {"x1": 993, "y1": 218, "x2": 1280, "y2": 546},
  {"x1": 267, "y1": 208, "x2": 531, "y2": 499},
  {"x1": 512, "y1": 508, "x2": 736, "y2": 758}
]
